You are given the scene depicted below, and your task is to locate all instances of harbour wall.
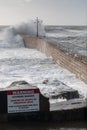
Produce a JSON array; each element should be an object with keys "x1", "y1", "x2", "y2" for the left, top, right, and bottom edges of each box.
[{"x1": 23, "y1": 35, "x2": 87, "y2": 84}]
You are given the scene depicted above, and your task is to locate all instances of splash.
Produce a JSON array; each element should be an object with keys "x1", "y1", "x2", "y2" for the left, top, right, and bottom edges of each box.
[
  {"x1": 13, "y1": 20, "x2": 45, "y2": 36},
  {"x1": 0, "y1": 19, "x2": 45, "y2": 48}
]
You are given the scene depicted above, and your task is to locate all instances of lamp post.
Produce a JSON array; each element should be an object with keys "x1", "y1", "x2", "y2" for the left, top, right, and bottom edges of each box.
[
  {"x1": 35, "y1": 17, "x2": 42, "y2": 37},
  {"x1": 36, "y1": 17, "x2": 39, "y2": 37},
  {"x1": 34, "y1": 17, "x2": 43, "y2": 37}
]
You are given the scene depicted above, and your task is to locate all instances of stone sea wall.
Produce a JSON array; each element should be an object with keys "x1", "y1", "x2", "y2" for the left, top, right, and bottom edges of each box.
[{"x1": 23, "y1": 35, "x2": 87, "y2": 84}]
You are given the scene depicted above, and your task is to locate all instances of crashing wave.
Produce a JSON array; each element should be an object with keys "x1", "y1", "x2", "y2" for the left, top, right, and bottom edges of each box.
[{"x1": 0, "y1": 20, "x2": 46, "y2": 48}]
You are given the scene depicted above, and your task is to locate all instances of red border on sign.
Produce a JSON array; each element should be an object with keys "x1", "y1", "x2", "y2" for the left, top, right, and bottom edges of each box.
[{"x1": 7, "y1": 89, "x2": 40, "y2": 95}]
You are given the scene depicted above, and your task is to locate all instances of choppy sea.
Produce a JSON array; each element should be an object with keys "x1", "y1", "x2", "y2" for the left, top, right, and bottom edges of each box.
[{"x1": 46, "y1": 26, "x2": 87, "y2": 56}]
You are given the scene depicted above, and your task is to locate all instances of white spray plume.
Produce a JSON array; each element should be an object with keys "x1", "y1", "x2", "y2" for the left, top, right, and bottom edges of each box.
[
  {"x1": 0, "y1": 19, "x2": 46, "y2": 48},
  {"x1": 13, "y1": 20, "x2": 46, "y2": 36}
]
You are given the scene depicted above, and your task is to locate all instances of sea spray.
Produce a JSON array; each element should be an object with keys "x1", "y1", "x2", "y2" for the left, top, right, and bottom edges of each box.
[
  {"x1": 1, "y1": 27, "x2": 24, "y2": 48},
  {"x1": 0, "y1": 19, "x2": 45, "y2": 48},
  {"x1": 13, "y1": 20, "x2": 45, "y2": 36}
]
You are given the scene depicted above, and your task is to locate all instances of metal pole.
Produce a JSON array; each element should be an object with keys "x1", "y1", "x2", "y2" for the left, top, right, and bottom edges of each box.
[{"x1": 36, "y1": 17, "x2": 39, "y2": 37}]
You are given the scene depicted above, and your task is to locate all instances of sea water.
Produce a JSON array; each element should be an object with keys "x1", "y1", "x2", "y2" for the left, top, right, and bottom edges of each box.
[{"x1": 46, "y1": 26, "x2": 87, "y2": 56}]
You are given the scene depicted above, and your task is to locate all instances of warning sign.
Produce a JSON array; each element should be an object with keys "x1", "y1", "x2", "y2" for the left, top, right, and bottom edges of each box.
[{"x1": 7, "y1": 89, "x2": 40, "y2": 113}]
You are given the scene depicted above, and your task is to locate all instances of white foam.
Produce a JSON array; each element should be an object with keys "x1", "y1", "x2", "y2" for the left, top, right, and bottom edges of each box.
[
  {"x1": 78, "y1": 50, "x2": 87, "y2": 56},
  {"x1": 0, "y1": 48, "x2": 87, "y2": 98}
]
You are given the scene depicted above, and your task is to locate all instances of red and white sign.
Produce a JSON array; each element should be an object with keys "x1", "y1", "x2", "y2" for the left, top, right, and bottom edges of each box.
[{"x1": 7, "y1": 89, "x2": 40, "y2": 113}]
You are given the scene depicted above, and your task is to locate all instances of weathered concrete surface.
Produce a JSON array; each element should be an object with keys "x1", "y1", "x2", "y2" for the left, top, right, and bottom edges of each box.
[{"x1": 23, "y1": 35, "x2": 87, "y2": 84}]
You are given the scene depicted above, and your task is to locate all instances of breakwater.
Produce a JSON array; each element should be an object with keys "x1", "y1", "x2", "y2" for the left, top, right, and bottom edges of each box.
[{"x1": 23, "y1": 35, "x2": 87, "y2": 84}]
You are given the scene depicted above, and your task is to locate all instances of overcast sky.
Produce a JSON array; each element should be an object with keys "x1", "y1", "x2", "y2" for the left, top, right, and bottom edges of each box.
[{"x1": 0, "y1": 0, "x2": 87, "y2": 25}]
